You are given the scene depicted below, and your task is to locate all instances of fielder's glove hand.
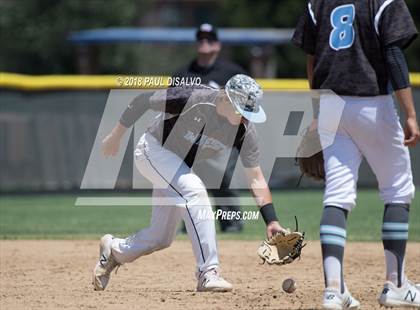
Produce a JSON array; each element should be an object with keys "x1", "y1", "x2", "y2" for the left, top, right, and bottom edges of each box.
[
  {"x1": 257, "y1": 218, "x2": 306, "y2": 265},
  {"x1": 295, "y1": 129, "x2": 325, "y2": 182}
]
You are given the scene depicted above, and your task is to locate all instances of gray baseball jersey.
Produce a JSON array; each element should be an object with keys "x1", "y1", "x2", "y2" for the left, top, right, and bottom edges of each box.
[{"x1": 120, "y1": 86, "x2": 259, "y2": 168}]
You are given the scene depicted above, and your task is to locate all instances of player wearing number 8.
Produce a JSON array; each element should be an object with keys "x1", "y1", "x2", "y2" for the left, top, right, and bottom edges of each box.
[
  {"x1": 293, "y1": 0, "x2": 419, "y2": 309},
  {"x1": 329, "y1": 4, "x2": 355, "y2": 51}
]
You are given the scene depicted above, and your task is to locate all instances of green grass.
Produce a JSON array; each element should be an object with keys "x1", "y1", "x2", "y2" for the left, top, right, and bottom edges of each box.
[{"x1": 0, "y1": 190, "x2": 419, "y2": 241}]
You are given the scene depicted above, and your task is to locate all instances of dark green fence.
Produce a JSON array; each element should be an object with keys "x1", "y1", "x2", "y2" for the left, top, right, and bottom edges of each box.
[{"x1": 1, "y1": 88, "x2": 419, "y2": 192}]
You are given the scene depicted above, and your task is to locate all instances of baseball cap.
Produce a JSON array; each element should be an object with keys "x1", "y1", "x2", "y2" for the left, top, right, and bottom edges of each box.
[
  {"x1": 196, "y1": 23, "x2": 218, "y2": 41},
  {"x1": 225, "y1": 74, "x2": 266, "y2": 123}
]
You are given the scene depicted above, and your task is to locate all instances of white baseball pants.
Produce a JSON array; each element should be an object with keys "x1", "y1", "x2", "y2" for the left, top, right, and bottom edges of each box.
[
  {"x1": 319, "y1": 95, "x2": 415, "y2": 211},
  {"x1": 111, "y1": 132, "x2": 219, "y2": 273}
]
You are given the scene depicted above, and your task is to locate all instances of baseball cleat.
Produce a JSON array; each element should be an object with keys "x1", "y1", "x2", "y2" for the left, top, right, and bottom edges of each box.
[
  {"x1": 196, "y1": 268, "x2": 233, "y2": 292},
  {"x1": 92, "y1": 234, "x2": 121, "y2": 291},
  {"x1": 322, "y1": 288, "x2": 360, "y2": 310},
  {"x1": 378, "y1": 280, "x2": 420, "y2": 308}
]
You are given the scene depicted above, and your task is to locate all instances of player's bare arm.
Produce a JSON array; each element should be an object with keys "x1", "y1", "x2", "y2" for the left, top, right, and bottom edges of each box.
[
  {"x1": 251, "y1": 167, "x2": 306, "y2": 267},
  {"x1": 384, "y1": 41, "x2": 420, "y2": 147},
  {"x1": 306, "y1": 55, "x2": 314, "y2": 89},
  {"x1": 244, "y1": 166, "x2": 285, "y2": 238},
  {"x1": 102, "y1": 122, "x2": 128, "y2": 157},
  {"x1": 395, "y1": 88, "x2": 420, "y2": 147},
  {"x1": 244, "y1": 166, "x2": 271, "y2": 206}
]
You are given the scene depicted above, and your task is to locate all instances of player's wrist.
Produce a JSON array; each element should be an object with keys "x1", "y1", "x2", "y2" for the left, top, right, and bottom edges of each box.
[
  {"x1": 406, "y1": 113, "x2": 417, "y2": 120},
  {"x1": 111, "y1": 122, "x2": 128, "y2": 139},
  {"x1": 260, "y1": 203, "x2": 278, "y2": 225}
]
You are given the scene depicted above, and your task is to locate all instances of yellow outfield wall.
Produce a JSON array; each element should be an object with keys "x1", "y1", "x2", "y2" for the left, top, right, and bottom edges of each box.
[{"x1": 1, "y1": 72, "x2": 419, "y2": 91}]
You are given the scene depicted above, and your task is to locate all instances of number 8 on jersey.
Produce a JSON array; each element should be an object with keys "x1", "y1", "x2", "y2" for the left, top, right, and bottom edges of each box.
[{"x1": 329, "y1": 4, "x2": 355, "y2": 51}]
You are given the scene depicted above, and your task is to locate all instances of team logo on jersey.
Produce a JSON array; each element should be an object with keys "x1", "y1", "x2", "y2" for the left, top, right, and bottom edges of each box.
[{"x1": 184, "y1": 130, "x2": 225, "y2": 151}]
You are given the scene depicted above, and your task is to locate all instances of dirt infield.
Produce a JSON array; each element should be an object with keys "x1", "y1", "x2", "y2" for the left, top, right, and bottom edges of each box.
[{"x1": 0, "y1": 240, "x2": 419, "y2": 310}]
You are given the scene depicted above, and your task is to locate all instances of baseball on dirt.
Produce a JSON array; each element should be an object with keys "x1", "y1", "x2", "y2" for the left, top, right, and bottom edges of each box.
[{"x1": 282, "y1": 278, "x2": 297, "y2": 293}]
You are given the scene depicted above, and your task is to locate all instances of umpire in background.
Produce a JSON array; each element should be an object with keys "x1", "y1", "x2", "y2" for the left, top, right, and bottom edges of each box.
[{"x1": 173, "y1": 23, "x2": 247, "y2": 232}]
